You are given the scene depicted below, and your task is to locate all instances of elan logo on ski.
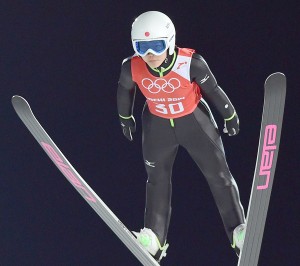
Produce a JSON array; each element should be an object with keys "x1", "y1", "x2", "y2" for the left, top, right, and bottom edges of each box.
[
  {"x1": 257, "y1": 124, "x2": 277, "y2": 190},
  {"x1": 41, "y1": 142, "x2": 97, "y2": 203}
]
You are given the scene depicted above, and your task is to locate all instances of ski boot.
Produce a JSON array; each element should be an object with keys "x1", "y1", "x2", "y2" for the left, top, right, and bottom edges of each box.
[
  {"x1": 231, "y1": 223, "x2": 246, "y2": 256},
  {"x1": 133, "y1": 227, "x2": 169, "y2": 263}
]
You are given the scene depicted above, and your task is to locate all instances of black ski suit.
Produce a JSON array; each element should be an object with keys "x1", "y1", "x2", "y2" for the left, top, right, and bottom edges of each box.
[{"x1": 117, "y1": 47, "x2": 245, "y2": 246}]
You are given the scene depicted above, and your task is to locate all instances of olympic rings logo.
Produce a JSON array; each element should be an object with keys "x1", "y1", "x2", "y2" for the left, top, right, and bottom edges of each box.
[{"x1": 141, "y1": 78, "x2": 181, "y2": 94}]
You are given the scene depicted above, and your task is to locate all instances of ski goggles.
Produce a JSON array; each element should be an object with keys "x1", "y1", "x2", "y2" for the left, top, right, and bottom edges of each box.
[{"x1": 135, "y1": 40, "x2": 167, "y2": 56}]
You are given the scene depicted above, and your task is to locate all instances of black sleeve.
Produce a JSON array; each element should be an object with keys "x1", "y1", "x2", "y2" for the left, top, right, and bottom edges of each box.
[
  {"x1": 190, "y1": 53, "x2": 236, "y2": 120},
  {"x1": 117, "y1": 57, "x2": 136, "y2": 117}
]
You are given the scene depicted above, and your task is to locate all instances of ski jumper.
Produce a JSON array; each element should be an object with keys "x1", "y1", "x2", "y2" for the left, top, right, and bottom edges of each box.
[{"x1": 117, "y1": 47, "x2": 245, "y2": 246}]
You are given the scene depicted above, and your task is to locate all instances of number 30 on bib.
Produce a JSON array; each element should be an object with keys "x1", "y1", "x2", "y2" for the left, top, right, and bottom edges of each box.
[{"x1": 155, "y1": 102, "x2": 184, "y2": 115}]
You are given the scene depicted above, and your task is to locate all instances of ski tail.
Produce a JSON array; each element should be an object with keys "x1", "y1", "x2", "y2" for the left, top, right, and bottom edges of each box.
[
  {"x1": 238, "y1": 72, "x2": 286, "y2": 266},
  {"x1": 12, "y1": 95, "x2": 159, "y2": 266}
]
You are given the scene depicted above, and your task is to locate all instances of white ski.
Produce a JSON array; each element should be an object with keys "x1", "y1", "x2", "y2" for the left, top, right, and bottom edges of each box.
[
  {"x1": 238, "y1": 72, "x2": 286, "y2": 266},
  {"x1": 12, "y1": 95, "x2": 160, "y2": 266}
]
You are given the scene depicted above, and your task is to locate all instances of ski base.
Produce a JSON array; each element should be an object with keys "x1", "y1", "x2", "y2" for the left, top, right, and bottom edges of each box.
[
  {"x1": 238, "y1": 72, "x2": 286, "y2": 266},
  {"x1": 12, "y1": 95, "x2": 160, "y2": 266}
]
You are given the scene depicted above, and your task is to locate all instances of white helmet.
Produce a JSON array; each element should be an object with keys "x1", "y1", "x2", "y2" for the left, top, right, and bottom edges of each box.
[{"x1": 131, "y1": 11, "x2": 176, "y2": 56}]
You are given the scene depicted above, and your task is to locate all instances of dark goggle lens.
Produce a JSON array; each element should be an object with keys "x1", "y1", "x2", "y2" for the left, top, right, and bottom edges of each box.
[{"x1": 136, "y1": 40, "x2": 166, "y2": 55}]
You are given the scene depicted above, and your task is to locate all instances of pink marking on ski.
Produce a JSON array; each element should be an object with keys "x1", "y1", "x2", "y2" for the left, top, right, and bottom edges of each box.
[
  {"x1": 257, "y1": 125, "x2": 277, "y2": 190},
  {"x1": 41, "y1": 142, "x2": 96, "y2": 202}
]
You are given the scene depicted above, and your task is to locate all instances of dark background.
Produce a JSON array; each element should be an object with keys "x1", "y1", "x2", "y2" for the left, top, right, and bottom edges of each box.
[{"x1": 1, "y1": 1, "x2": 299, "y2": 265}]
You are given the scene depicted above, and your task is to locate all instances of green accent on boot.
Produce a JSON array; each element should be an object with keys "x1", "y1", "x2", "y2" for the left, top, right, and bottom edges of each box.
[
  {"x1": 237, "y1": 230, "x2": 245, "y2": 241},
  {"x1": 231, "y1": 238, "x2": 236, "y2": 249},
  {"x1": 231, "y1": 228, "x2": 245, "y2": 248},
  {"x1": 139, "y1": 234, "x2": 151, "y2": 247}
]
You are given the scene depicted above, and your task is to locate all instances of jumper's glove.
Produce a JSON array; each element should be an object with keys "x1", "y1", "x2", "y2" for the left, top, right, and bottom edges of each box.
[
  {"x1": 223, "y1": 112, "x2": 239, "y2": 136},
  {"x1": 119, "y1": 115, "x2": 136, "y2": 141}
]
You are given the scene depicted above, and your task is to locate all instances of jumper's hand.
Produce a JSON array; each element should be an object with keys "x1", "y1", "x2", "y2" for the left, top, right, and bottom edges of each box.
[
  {"x1": 119, "y1": 115, "x2": 136, "y2": 141},
  {"x1": 223, "y1": 112, "x2": 239, "y2": 136}
]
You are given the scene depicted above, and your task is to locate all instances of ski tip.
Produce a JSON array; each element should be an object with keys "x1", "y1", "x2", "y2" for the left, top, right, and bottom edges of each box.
[
  {"x1": 12, "y1": 95, "x2": 24, "y2": 102},
  {"x1": 12, "y1": 95, "x2": 27, "y2": 104},
  {"x1": 266, "y1": 72, "x2": 286, "y2": 80},
  {"x1": 11, "y1": 95, "x2": 31, "y2": 111},
  {"x1": 265, "y1": 72, "x2": 286, "y2": 86}
]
